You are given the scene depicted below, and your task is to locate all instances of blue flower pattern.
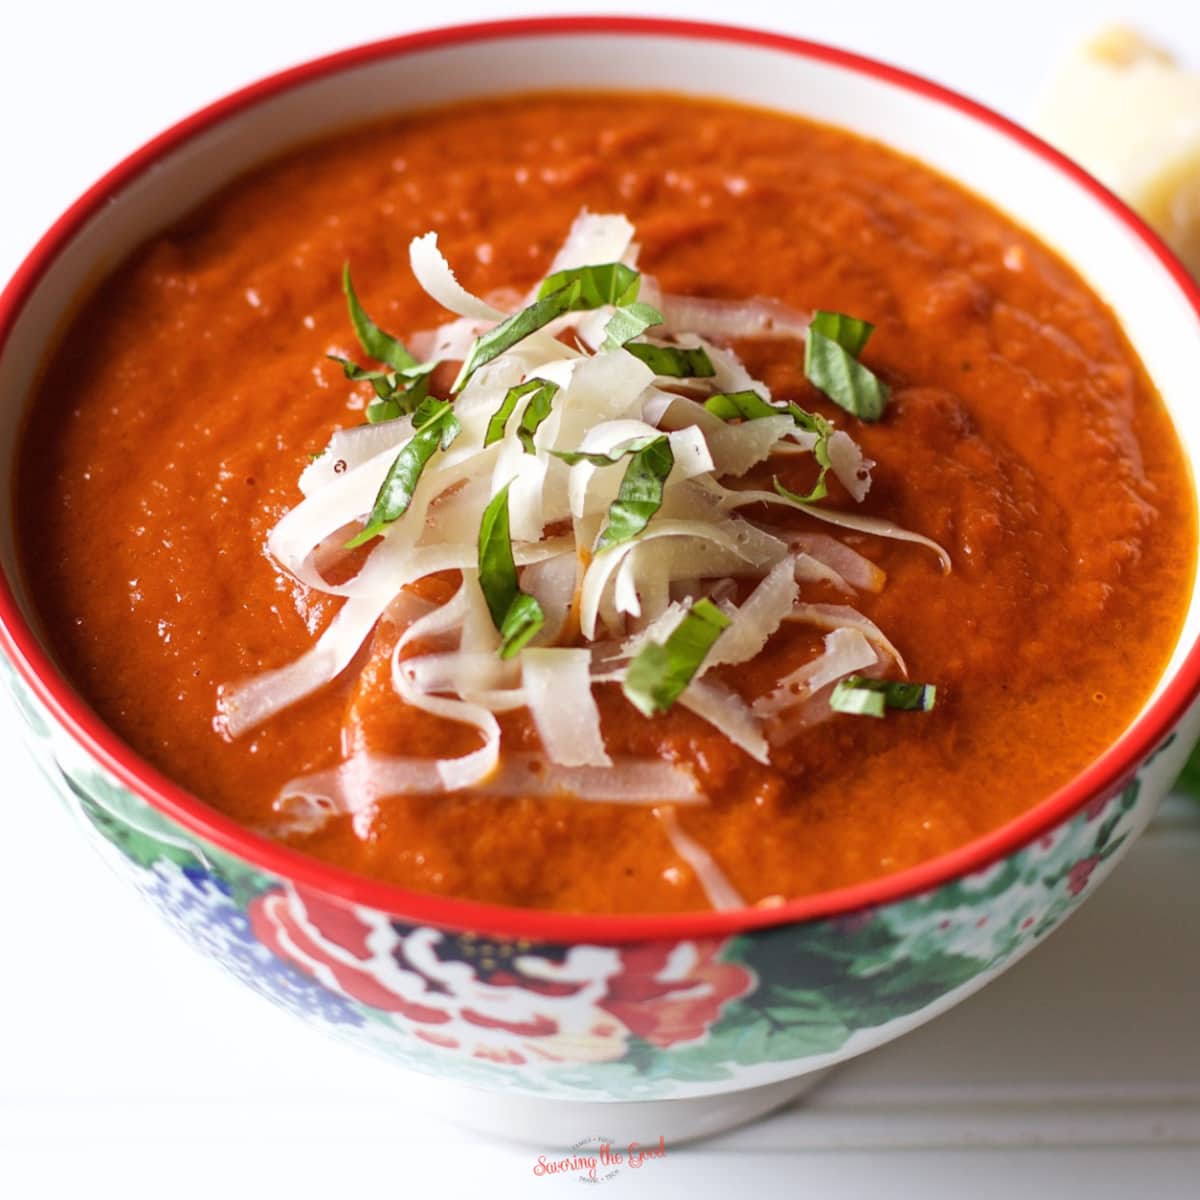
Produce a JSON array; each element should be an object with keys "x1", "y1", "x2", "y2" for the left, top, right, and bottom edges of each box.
[{"x1": 136, "y1": 859, "x2": 365, "y2": 1028}]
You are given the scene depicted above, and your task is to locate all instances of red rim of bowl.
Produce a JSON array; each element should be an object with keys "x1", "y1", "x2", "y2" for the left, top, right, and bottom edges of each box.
[{"x1": 2, "y1": 15, "x2": 1199, "y2": 943}]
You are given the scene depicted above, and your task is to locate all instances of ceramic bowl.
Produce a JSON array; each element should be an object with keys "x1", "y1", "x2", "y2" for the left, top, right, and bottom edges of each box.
[{"x1": 2, "y1": 17, "x2": 1199, "y2": 1146}]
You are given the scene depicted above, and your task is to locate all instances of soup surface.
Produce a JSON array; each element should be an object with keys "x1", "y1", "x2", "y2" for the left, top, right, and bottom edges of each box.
[{"x1": 18, "y1": 93, "x2": 1195, "y2": 913}]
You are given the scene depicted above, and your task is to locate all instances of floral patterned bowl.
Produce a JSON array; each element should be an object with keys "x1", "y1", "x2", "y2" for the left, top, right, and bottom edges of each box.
[{"x1": 2, "y1": 17, "x2": 1200, "y2": 1144}]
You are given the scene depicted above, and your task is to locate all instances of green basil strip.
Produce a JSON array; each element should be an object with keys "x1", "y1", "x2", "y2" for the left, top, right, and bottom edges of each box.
[
  {"x1": 342, "y1": 264, "x2": 419, "y2": 371},
  {"x1": 328, "y1": 355, "x2": 392, "y2": 385},
  {"x1": 624, "y1": 341, "x2": 716, "y2": 378},
  {"x1": 787, "y1": 403, "x2": 834, "y2": 439},
  {"x1": 453, "y1": 280, "x2": 583, "y2": 393},
  {"x1": 602, "y1": 301, "x2": 664, "y2": 351},
  {"x1": 548, "y1": 435, "x2": 661, "y2": 468},
  {"x1": 829, "y1": 674, "x2": 937, "y2": 719},
  {"x1": 538, "y1": 262, "x2": 642, "y2": 309},
  {"x1": 772, "y1": 463, "x2": 831, "y2": 507},
  {"x1": 330, "y1": 355, "x2": 435, "y2": 395},
  {"x1": 344, "y1": 401, "x2": 460, "y2": 548},
  {"x1": 365, "y1": 371, "x2": 431, "y2": 425},
  {"x1": 809, "y1": 310, "x2": 874, "y2": 356},
  {"x1": 622, "y1": 597, "x2": 732, "y2": 717},
  {"x1": 705, "y1": 391, "x2": 834, "y2": 439},
  {"x1": 477, "y1": 480, "x2": 546, "y2": 659},
  {"x1": 516, "y1": 380, "x2": 559, "y2": 453},
  {"x1": 365, "y1": 397, "x2": 404, "y2": 424},
  {"x1": 703, "y1": 389, "x2": 782, "y2": 421},
  {"x1": 596, "y1": 435, "x2": 675, "y2": 552},
  {"x1": 484, "y1": 380, "x2": 535, "y2": 448},
  {"x1": 804, "y1": 309, "x2": 889, "y2": 422},
  {"x1": 483, "y1": 378, "x2": 560, "y2": 451}
]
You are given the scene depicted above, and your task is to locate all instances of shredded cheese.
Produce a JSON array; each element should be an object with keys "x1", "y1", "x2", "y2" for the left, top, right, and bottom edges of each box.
[{"x1": 217, "y1": 209, "x2": 951, "y2": 906}]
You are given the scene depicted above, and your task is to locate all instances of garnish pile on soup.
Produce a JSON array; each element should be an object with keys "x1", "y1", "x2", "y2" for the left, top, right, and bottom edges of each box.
[{"x1": 21, "y1": 95, "x2": 1194, "y2": 912}]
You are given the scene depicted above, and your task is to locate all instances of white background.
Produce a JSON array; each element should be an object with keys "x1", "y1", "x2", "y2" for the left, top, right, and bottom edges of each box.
[{"x1": 2, "y1": 2, "x2": 1199, "y2": 1197}]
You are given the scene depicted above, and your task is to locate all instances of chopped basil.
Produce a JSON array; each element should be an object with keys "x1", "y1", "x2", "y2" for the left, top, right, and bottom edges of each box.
[
  {"x1": 537, "y1": 262, "x2": 642, "y2": 309},
  {"x1": 809, "y1": 311, "x2": 874, "y2": 357},
  {"x1": 342, "y1": 263, "x2": 419, "y2": 371},
  {"x1": 829, "y1": 674, "x2": 937, "y2": 718},
  {"x1": 804, "y1": 309, "x2": 889, "y2": 422},
  {"x1": 548, "y1": 435, "x2": 662, "y2": 468},
  {"x1": 331, "y1": 337, "x2": 436, "y2": 426},
  {"x1": 344, "y1": 400, "x2": 460, "y2": 548},
  {"x1": 484, "y1": 378, "x2": 560, "y2": 451},
  {"x1": 772, "y1": 466, "x2": 830, "y2": 507},
  {"x1": 453, "y1": 280, "x2": 582, "y2": 393},
  {"x1": 624, "y1": 341, "x2": 716, "y2": 378},
  {"x1": 477, "y1": 480, "x2": 545, "y2": 659},
  {"x1": 516, "y1": 380, "x2": 559, "y2": 453},
  {"x1": 329, "y1": 355, "x2": 435, "y2": 397},
  {"x1": 365, "y1": 397, "x2": 403, "y2": 424},
  {"x1": 705, "y1": 390, "x2": 832, "y2": 438},
  {"x1": 482, "y1": 380, "x2": 531, "y2": 446},
  {"x1": 596, "y1": 435, "x2": 675, "y2": 552},
  {"x1": 703, "y1": 390, "x2": 783, "y2": 421},
  {"x1": 788, "y1": 404, "x2": 834, "y2": 439},
  {"x1": 365, "y1": 371, "x2": 431, "y2": 424},
  {"x1": 622, "y1": 597, "x2": 731, "y2": 716},
  {"x1": 409, "y1": 395, "x2": 456, "y2": 432},
  {"x1": 483, "y1": 381, "x2": 525, "y2": 447},
  {"x1": 536, "y1": 262, "x2": 664, "y2": 351},
  {"x1": 602, "y1": 301, "x2": 664, "y2": 351},
  {"x1": 328, "y1": 356, "x2": 392, "y2": 386}
]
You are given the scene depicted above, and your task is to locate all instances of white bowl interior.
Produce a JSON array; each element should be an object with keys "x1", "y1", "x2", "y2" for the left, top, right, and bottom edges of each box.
[{"x1": 3, "y1": 28, "x2": 1199, "y2": 714}]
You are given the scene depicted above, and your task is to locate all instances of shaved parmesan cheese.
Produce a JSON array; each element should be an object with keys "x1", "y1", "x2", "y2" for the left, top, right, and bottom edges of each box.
[
  {"x1": 705, "y1": 556, "x2": 799, "y2": 670},
  {"x1": 656, "y1": 805, "x2": 745, "y2": 910},
  {"x1": 667, "y1": 424, "x2": 716, "y2": 480},
  {"x1": 656, "y1": 293, "x2": 809, "y2": 342},
  {"x1": 617, "y1": 599, "x2": 690, "y2": 660},
  {"x1": 216, "y1": 595, "x2": 389, "y2": 738},
  {"x1": 548, "y1": 210, "x2": 637, "y2": 273},
  {"x1": 579, "y1": 518, "x2": 784, "y2": 641},
  {"x1": 827, "y1": 429, "x2": 873, "y2": 501},
  {"x1": 394, "y1": 654, "x2": 502, "y2": 790},
  {"x1": 521, "y1": 552, "x2": 579, "y2": 644},
  {"x1": 522, "y1": 648, "x2": 611, "y2": 767},
  {"x1": 680, "y1": 677, "x2": 770, "y2": 764},
  {"x1": 412, "y1": 314, "x2": 489, "y2": 362},
  {"x1": 788, "y1": 603, "x2": 908, "y2": 675},
  {"x1": 700, "y1": 337, "x2": 772, "y2": 399},
  {"x1": 706, "y1": 414, "x2": 797, "y2": 476},
  {"x1": 793, "y1": 552, "x2": 853, "y2": 594},
  {"x1": 299, "y1": 419, "x2": 415, "y2": 498},
  {"x1": 715, "y1": 483, "x2": 951, "y2": 572},
  {"x1": 400, "y1": 652, "x2": 520, "y2": 704},
  {"x1": 788, "y1": 533, "x2": 885, "y2": 593},
  {"x1": 275, "y1": 753, "x2": 701, "y2": 830},
  {"x1": 793, "y1": 503, "x2": 951, "y2": 572},
  {"x1": 753, "y1": 627, "x2": 878, "y2": 716},
  {"x1": 409, "y1": 231, "x2": 509, "y2": 321}
]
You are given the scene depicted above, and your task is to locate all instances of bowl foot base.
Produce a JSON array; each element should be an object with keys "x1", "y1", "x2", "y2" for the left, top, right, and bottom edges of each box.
[{"x1": 415, "y1": 1068, "x2": 834, "y2": 1147}]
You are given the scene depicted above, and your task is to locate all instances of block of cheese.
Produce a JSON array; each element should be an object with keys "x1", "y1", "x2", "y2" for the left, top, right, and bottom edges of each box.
[{"x1": 1037, "y1": 26, "x2": 1200, "y2": 277}]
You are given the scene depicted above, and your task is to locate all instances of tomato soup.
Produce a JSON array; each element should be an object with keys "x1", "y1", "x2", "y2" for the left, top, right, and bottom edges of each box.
[{"x1": 17, "y1": 93, "x2": 1195, "y2": 913}]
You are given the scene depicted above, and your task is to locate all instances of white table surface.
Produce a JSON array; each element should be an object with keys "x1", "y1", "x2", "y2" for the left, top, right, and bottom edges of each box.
[{"x1": 2, "y1": 2, "x2": 1199, "y2": 1197}]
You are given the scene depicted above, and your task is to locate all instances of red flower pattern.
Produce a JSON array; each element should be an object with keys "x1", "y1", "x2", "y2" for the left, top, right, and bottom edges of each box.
[
  {"x1": 249, "y1": 884, "x2": 753, "y2": 1066},
  {"x1": 1067, "y1": 855, "x2": 1101, "y2": 896},
  {"x1": 598, "y1": 941, "x2": 754, "y2": 1048}
]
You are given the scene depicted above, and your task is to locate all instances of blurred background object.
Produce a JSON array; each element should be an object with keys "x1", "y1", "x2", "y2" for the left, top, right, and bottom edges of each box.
[{"x1": 1038, "y1": 25, "x2": 1200, "y2": 277}]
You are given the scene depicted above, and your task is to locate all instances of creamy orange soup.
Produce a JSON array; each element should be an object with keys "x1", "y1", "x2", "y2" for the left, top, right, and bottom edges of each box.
[{"x1": 18, "y1": 93, "x2": 1195, "y2": 912}]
